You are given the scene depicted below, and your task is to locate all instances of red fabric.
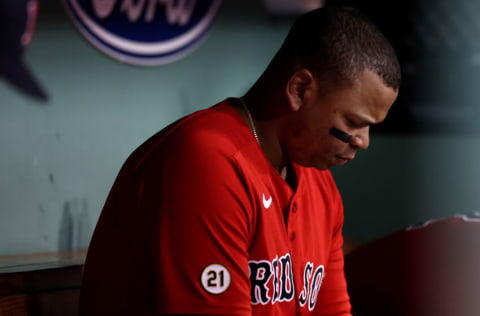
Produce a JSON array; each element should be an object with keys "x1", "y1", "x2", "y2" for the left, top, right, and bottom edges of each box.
[{"x1": 80, "y1": 99, "x2": 351, "y2": 316}]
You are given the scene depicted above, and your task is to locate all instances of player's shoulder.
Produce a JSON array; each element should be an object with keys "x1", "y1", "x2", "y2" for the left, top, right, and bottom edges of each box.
[
  {"x1": 128, "y1": 99, "x2": 249, "y2": 170},
  {"x1": 174, "y1": 101, "x2": 245, "y2": 145},
  {"x1": 166, "y1": 99, "x2": 250, "y2": 158}
]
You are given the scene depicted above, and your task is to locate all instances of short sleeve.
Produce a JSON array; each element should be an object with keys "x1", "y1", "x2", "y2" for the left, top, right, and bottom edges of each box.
[{"x1": 139, "y1": 131, "x2": 253, "y2": 315}]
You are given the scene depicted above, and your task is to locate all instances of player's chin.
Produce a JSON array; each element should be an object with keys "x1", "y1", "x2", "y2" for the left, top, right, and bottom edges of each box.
[
  {"x1": 333, "y1": 155, "x2": 350, "y2": 166},
  {"x1": 296, "y1": 155, "x2": 333, "y2": 170},
  {"x1": 316, "y1": 156, "x2": 349, "y2": 169},
  {"x1": 311, "y1": 160, "x2": 331, "y2": 170}
]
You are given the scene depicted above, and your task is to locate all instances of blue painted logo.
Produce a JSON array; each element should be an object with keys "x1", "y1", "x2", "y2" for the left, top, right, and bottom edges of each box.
[{"x1": 63, "y1": 0, "x2": 222, "y2": 66}]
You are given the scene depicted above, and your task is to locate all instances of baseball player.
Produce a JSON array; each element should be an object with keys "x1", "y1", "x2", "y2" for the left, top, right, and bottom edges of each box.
[{"x1": 80, "y1": 7, "x2": 400, "y2": 316}]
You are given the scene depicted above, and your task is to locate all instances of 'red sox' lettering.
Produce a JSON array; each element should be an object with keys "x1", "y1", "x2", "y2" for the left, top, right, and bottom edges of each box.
[{"x1": 248, "y1": 254, "x2": 325, "y2": 310}]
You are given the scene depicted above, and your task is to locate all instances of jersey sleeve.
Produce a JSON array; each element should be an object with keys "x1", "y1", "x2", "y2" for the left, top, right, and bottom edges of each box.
[
  {"x1": 312, "y1": 173, "x2": 352, "y2": 316},
  {"x1": 140, "y1": 130, "x2": 253, "y2": 315}
]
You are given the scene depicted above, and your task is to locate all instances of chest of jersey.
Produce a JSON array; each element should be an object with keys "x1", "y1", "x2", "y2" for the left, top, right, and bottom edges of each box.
[{"x1": 234, "y1": 148, "x2": 338, "y2": 315}]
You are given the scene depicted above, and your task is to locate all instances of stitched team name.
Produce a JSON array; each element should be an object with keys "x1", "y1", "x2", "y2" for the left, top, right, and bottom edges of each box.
[{"x1": 248, "y1": 254, "x2": 325, "y2": 311}]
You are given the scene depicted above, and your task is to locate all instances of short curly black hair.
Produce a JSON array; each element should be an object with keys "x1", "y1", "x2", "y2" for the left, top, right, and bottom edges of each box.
[{"x1": 270, "y1": 6, "x2": 401, "y2": 91}]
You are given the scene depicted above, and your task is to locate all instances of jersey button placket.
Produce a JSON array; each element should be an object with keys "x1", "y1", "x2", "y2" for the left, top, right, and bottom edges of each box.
[
  {"x1": 289, "y1": 202, "x2": 297, "y2": 242},
  {"x1": 290, "y1": 232, "x2": 296, "y2": 242}
]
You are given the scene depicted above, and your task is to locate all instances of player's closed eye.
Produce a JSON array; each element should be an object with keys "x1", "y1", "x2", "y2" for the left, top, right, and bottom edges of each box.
[
  {"x1": 345, "y1": 117, "x2": 359, "y2": 128},
  {"x1": 345, "y1": 117, "x2": 368, "y2": 129}
]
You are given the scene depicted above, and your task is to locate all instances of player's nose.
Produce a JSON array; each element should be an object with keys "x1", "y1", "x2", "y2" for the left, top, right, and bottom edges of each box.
[{"x1": 350, "y1": 127, "x2": 370, "y2": 150}]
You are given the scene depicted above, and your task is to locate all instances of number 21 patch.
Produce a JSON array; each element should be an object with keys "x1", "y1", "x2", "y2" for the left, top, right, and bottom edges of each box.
[{"x1": 201, "y1": 263, "x2": 231, "y2": 294}]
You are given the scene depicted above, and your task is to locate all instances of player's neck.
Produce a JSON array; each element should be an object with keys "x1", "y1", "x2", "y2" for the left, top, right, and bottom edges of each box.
[
  {"x1": 282, "y1": 163, "x2": 298, "y2": 191},
  {"x1": 240, "y1": 92, "x2": 290, "y2": 178},
  {"x1": 232, "y1": 95, "x2": 296, "y2": 190}
]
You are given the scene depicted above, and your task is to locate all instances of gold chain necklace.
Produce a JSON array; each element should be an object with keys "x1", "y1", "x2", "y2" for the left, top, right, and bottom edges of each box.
[{"x1": 239, "y1": 98, "x2": 260, "y2": 145}]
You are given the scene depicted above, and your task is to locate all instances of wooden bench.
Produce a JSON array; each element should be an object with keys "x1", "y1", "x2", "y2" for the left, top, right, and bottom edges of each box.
[{"x1": 0, "y1": 250, "x2": 86, "y2": 316}]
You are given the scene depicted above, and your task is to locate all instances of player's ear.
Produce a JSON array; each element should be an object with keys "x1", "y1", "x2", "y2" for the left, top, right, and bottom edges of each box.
[{"x1": 285, "y1": 68, "x2": 314, "y2": 112}]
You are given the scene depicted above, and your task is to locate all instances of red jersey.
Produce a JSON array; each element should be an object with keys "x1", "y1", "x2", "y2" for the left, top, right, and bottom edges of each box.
[{"x1": 80, "y1": 99, "x2": 352, "y2": 316}]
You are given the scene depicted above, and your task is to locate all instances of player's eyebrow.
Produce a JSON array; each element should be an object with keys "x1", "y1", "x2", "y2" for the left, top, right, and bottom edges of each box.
[{"x1": 349, "y1": 113, "x2": 379, "y2": 125}]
